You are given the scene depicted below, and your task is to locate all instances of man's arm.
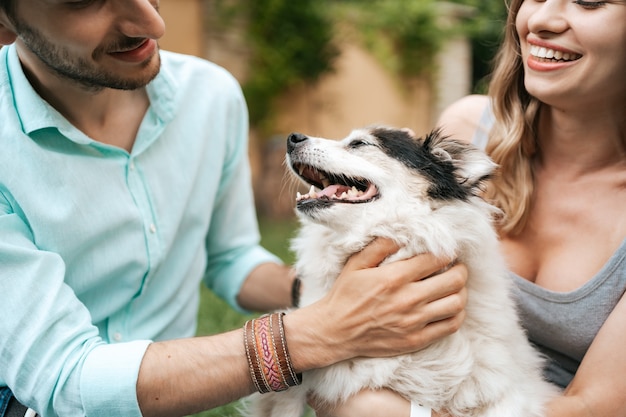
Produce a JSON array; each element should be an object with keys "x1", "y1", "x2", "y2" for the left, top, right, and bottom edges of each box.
[
  {"x1": 136, "y1": 240, "x2": 467, "y2": 417},
  {"x1": 137, "y1": 329, "x2": 253, "y2": 417},
  {"x1": 237, "y1": 262, "x2": 296, "y2": 312}
]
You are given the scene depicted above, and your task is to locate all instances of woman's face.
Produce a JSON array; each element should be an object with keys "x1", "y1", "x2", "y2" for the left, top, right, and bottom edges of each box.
[{"x1": 516, "y1": 0, "x2": 626, "y2": 109}]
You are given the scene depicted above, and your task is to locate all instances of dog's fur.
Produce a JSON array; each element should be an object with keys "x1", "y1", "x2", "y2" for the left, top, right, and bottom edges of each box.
[{"x1": 243, "y1": 127, "x2": 559, "y2": 417}]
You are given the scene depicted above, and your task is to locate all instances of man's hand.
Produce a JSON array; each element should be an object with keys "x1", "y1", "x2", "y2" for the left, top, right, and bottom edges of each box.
[{"x1": 284, "y1": 237, "x2": 468, "y2": 371}]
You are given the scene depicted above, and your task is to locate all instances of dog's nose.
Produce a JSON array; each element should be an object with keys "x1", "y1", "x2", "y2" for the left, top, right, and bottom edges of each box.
[{"x1": 287, "y1": 132, "x2": 308, "y2": 152}]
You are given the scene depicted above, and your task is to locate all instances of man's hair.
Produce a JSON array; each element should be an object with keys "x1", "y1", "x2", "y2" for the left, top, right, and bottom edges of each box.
[{"x1": 0, "y1": 0, "x2": 15, "y2": 20}]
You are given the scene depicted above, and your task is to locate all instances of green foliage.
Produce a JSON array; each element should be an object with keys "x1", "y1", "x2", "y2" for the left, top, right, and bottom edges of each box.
[
  {"x1": 447, "y1": 0, "x2": 508, "y2": 92},
  {"x1": 241, "y1": 0, "x2": 339, "y2": 129},
  {"x1": 345, "y1": 0, "x2": 448, "y2": 78},
  {"x1": 209, "y1": 0, "x2": 455, "y2": 132},
  {"x1": 207, "y1": 0, "x2": 504, "y2": 129}
]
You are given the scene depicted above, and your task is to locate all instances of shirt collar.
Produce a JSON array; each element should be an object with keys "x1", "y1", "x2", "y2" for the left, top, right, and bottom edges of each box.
[
  {"x1": 6, "y1": 44, "x2": 178, "y2": 145},
  {"x1": 6, "y1": 43, "x2": 81, "y2": 139},
  {"x1": 146, "y1": 51, "x2": 177, "y2": 126}
]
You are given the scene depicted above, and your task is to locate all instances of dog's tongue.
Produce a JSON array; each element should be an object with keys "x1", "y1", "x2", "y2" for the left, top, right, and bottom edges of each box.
[
  {"x1": 317, "y1": 184, "x2": 350, "y2": 198},
  {"x1": 318, "y1": 184, "x2": 378, "y2": 201},
  {"x1": 297, "y1": 183, "x2": 378, "y2": 202}
]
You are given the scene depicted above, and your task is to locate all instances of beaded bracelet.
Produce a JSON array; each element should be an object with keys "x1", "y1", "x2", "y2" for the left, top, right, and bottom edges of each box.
[{"x1": 243, "y1": 312, "x2": 302, "y2": 393}]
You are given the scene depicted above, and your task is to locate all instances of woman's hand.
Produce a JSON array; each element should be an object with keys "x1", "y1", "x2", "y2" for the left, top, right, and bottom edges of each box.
[
  {"x1": 312, "y1": 389, "x2": 410, "y2": 417},
  {"x1": 312, "y1": 388, "x2": 452, "y2": 417}
]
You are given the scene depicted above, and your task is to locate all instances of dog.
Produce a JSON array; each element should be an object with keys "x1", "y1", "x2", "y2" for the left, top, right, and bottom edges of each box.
[{"x1": 243, "y1": 126, "x2": 559, "y2": 417}]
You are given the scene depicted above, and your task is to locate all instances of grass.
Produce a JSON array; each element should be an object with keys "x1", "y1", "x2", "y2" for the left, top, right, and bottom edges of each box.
[{"x1": 190, "y1": 215, "x2": 305, "y2": 417}]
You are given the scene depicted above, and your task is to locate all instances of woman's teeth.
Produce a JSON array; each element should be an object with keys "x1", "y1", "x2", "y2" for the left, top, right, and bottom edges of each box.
[{"x1": 530, "y1": 45, "x2": 581, "y2": 61}]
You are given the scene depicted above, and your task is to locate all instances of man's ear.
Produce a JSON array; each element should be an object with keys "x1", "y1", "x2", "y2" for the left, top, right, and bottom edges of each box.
[{"x1": 0, "y1": 10, "x2": 18, "y2": 45}]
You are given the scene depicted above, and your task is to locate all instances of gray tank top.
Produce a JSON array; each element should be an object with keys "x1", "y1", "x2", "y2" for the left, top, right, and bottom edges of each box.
[{"x1": 472, "y1": 105, "x2": 626, "y2": 388}]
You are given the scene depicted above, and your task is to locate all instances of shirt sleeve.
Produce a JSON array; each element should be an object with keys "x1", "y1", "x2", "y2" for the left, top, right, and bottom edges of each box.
[
  {"x1": 80, "y1": 341, "x2": 152, "y2": 417},
  {"x1": 201, "y1": 84, "x2": 282, "y2": 313},
  {"x1": 0, "y1": 193, "x2": 149, "y2": 417}
]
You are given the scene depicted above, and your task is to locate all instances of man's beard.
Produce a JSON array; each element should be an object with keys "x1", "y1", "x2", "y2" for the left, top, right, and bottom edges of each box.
[{"x1": 15, "y1": 21, "x2": 161, "y2": 92}]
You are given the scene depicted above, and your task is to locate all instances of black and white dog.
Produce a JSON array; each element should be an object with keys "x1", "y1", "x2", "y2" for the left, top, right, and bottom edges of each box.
[{"x1": 245, "y1": 127, "x2": 558, "y2": 417}]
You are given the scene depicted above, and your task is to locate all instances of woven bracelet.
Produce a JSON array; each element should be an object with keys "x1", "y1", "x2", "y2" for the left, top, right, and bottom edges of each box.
[
  {"x1": 243, "y1": 318, "x2": 270, "y2": 393},
  {"x1": 243, "y1": 313, "x2": 302, "y2": 394},
  {"x1": 271, "y1": 312, "x2": 302, "y2": 386}
]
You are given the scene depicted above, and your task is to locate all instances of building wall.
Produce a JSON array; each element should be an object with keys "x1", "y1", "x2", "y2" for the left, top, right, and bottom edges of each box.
[
  {"x1": 273, "y1": 43, "x2": 433, "y2": 141},
  {"x1": 433, "y1": 2, "x2": 475, "y2": 121},
  {"x1": 198, "y1": 2, "x2": 473, "y2": 140},
  {"x1": 159, "y1": 0, "x2": 205, "y2": 57}
]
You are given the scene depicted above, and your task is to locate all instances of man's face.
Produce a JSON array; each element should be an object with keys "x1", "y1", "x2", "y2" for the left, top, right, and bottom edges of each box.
[{"x1": 8, "y1": 0, "x2": 165, "y2": 91}]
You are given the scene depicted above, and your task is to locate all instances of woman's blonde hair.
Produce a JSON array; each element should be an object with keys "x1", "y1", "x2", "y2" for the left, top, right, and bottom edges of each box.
[{"x1": 485, "y1": 0, "x2": 540, "y2": 236}]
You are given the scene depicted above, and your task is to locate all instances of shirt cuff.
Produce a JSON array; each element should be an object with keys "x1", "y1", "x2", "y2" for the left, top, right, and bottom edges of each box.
[{"x1": 80, "y1": 340, "x2": 152, "y2": 417}]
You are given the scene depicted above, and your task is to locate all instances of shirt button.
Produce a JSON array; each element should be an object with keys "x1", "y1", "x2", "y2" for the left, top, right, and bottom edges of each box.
[
  {"x1": 149, "y1": 224, "x2": 156, "y2": 233},
  {"x1": 113, "y1": 332, "x2": 123, "y2": 342},
  {"x1": 129, "y1": 161, "x2": 135, "y2": 171}
]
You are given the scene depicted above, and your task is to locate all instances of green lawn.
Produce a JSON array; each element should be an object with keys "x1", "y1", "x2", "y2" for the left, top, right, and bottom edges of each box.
[{"x1": 191, "y1": 215, "x2": 308, "y2": 417}]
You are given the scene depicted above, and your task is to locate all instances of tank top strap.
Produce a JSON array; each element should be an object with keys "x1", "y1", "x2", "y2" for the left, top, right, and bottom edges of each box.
[{"x1": 471, "y1": 100, "x2": 495, "y2": 151}]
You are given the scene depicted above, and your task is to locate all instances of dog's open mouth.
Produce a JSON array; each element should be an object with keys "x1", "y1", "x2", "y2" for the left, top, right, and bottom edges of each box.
[{"x1": 293, "y1": 163, "x2": 379, "y2": 205}]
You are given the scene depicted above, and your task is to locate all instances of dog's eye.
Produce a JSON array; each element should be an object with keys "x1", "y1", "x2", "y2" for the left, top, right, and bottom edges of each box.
[{"x1": 349, "y1": 140, "x2": 369, "y2": 148}]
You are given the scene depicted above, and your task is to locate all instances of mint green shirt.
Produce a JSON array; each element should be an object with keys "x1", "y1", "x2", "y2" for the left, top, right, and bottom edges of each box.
[{"x1": 0, "y1": 44, "x2": 280, "y2": 416}]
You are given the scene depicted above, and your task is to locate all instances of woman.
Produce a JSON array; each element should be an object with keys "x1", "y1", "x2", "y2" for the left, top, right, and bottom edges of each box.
[{"x1": 318, "y1": 0, "x2": 626, "y2": 415}]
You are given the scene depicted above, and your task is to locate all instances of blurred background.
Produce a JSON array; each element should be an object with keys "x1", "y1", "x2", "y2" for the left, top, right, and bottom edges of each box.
[
  {"x1": 159, "y1": 0, "x2": 507, "y2": 220},
  {"x1": 156, "y1": 1, "x2": 507, "y2": 415}
]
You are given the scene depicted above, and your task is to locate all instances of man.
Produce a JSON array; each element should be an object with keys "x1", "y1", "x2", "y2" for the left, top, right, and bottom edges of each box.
[{"x1": 0, "y1": 1, "x2": 467, "y2": 416}]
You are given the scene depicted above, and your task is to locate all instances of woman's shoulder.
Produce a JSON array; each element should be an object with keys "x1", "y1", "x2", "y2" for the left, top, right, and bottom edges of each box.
[{"x1": 436, "y1": 94, "x2": 490, "y2": 144}]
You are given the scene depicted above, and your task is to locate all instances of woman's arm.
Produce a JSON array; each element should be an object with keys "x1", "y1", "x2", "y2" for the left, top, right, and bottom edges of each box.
[
  {"x1": 316, "y1": 292, "x2": 626, "y2": 417},
  {"x1": 436, "y1": 94, "x2": 489, "y2": 144},
  {"x1": 313, "y1": 389, "x2": 410, "y2": 417},
  {"x1": 545, "y1": 292, "x2": 626, "y2": 417}
]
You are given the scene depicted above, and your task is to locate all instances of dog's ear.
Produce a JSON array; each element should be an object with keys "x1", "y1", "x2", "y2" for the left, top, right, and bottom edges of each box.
[{"x1": 425, "y1": 129, "x2": 496, "y2": 190}]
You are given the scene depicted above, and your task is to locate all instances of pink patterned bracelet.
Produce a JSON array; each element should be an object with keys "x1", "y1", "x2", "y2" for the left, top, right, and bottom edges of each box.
[{"x1": 243, "y1": 312, "x2": 302, "y2": 393}]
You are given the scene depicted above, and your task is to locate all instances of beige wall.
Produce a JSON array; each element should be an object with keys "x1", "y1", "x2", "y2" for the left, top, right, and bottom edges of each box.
[
  {"x1": 159, "y1": 0, "x2": 205, "y2": 57},
  {"x1": 274, "y1": 43, "x2": 433, "y2": 141},
  {"x1": 434, "y1": 2, "x2": 475, "y2": 121},
  {"x1": 158, "y1": 1, "x2": 472, "y2": 135}
]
